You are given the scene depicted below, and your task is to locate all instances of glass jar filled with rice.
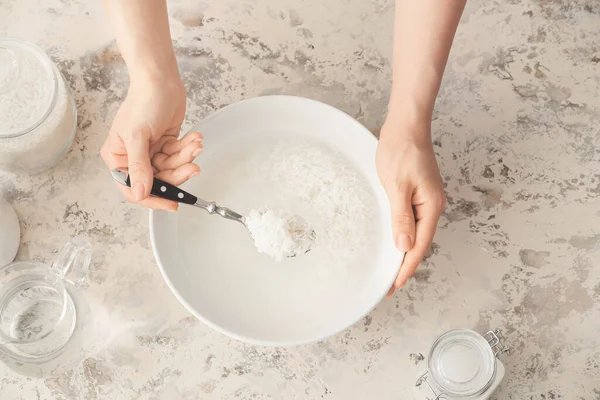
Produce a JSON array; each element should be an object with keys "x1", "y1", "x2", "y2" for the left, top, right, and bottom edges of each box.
[{"x1": 0, "y1": 38, "x2": 77, "y2": 173}]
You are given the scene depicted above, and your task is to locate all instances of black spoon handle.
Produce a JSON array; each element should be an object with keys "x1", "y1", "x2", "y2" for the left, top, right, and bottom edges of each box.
[{"x1": 111, "y1": 169, "x2": 197, "y2": 205}]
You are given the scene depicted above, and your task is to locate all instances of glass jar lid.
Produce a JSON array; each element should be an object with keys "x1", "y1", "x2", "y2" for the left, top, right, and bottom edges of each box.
[
  {"x1": 0, "y1": 38, "x2": 57, "y2": 138},
  {"x1": 427, "y1": 329, "x2": 496, "y2": 398}
]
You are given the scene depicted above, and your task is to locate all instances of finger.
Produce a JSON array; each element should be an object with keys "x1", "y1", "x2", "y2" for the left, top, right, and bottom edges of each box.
[
  {"x1": 123, "y1": 130, "x2": 153, "y2": 202},
  {"x1": 387, "y1": 183, "x2": 416, "y2": 252},
  {"x1": 394, "y1": 215, "x2": 439, "y2": 288},
  {"x1": 165, "y1": 124, "x2": 184, "y2": 140},
  {"x1": 149, "y1": 136, "x2": 173, "y2": 158},
  {"x1": 138, "y1": 197, "x2": 179, "y2": 211},
  {"x1": 151, "y1": 153, "x2": 169, "y2": 171},
  {"x1": 117, "y1": 184, "x2": 178, "y2": 211},
  {"x1": 162, "y1": 131, "x2": 203, "y2": 156},
  {"x1": 152, "y1": 141, "x2": 203, "y2": 171},
  {"x1": 103, "y1": 153, "x2": 128, "y2": 171},
  {"x1": 155, "y1": 163, "x2": 200, "y2": 186},
  {"x1": 386, "y1": 286, "x2": 395, "y2": 297},
  {"x1": 100, "y1": 136, "x2": 128, "y2": 170}
]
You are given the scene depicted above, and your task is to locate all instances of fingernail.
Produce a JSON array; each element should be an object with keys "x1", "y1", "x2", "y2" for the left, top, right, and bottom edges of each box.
[
  {"x1": 193, "y1": 138, "x2": 203, "y2": 143},
  {"x1": 133, "y1": 183, "x2": 146, "y2": 201},
  {"x1": 192, "y1": 148, "x2": 202, "y2": 158},
  {"x1": 396, "y1": 234, "x2": 412, "y2": 252},
  {"x1": 395, "y1": 278, "x2": 407, "y2": 289},
  {"x1": 189, "y1": 171, "x2": 200, "y2": 179}
]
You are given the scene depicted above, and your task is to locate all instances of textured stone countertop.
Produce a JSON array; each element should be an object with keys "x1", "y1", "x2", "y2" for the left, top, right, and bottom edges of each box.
[{"x1": 1, "y1": 0, "x2": 599, "y2": 399}]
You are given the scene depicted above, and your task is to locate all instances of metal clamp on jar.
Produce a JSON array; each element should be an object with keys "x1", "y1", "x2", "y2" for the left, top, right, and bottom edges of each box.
[{"x1": 416, "y1": 328, "x2": 510, "y2": 400}]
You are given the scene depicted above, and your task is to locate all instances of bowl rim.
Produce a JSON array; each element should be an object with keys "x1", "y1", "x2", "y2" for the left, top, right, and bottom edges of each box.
[{"x1": 149, "y1": 95, "x2": 404, "y2": 347}]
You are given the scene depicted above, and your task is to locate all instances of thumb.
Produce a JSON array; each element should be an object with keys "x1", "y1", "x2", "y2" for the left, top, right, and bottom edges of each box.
[
  {"x1": 123, "y1": 131, "x2": 153, "y2": 202},
  {"x1": 388, "y1": 183, "x2": 415, "y2": 252}
]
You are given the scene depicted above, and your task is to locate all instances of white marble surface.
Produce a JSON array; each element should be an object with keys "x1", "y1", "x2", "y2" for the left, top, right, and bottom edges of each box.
[{"x1": 1, "y1": 0, "x2": 600, "y2": 399}]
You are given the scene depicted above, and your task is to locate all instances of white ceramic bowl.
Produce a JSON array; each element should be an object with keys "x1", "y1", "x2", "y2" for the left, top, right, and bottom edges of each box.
[{"x1": 150, "y1": 96, "x2": 403, "y2": 346}]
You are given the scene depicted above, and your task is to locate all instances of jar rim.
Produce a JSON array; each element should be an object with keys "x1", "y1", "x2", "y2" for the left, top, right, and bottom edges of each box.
[
  {"x1": 427, "y1": 328, "x2": 497, "y2": 398},
  {"x1": 0, "y1": 38, "x2": 58, "y2": 139}
]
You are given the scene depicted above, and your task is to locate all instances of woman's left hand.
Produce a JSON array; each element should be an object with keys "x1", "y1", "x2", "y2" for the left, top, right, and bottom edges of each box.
[{"x1": 376, "y1": 118, "x2": 446, "y2": 295}]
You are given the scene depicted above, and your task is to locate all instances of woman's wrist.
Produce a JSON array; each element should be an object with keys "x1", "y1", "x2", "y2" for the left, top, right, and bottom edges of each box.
[
  {"x1": 388, "y1": 84, "x2": 434, "y2": 120},
  {"x1": 384, "y1": 96, "x2": 433, "y2": 143},
  {"x1": 128, "y1": 59, "x2": 182, "y2": 91},
  {"x1": 127, "y1": 50, "x2": 180, "y2": 83},
  {"x1": 104, "y1": 0, "x2": 179, "y2": 88}
]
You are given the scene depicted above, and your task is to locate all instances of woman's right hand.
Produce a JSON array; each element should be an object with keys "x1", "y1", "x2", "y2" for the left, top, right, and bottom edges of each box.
[{"x1": 101, "y1": 74, "x2": 203, "y2": 211}]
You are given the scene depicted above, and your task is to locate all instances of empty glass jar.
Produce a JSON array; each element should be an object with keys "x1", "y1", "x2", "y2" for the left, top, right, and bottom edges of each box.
[
  {"x1": 416, "y1": 328, "x2": 510, "y2": 400},
  {"x1": 0, "y1": 38, "x2": 77, "y2": 173},
  {"x1": 0, "y1": 238, "x2": 91, "y2": 376}
]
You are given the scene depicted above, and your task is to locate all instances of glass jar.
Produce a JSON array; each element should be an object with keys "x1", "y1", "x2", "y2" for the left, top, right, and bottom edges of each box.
[
  {"x1": 416, "y1": 329, "x2": 509, "y2": 400},
  {"x1": 0, "y1": 38, "x2": 77, "y2": 174},
  {"x1": 0, "y1": 238, "x2": 92, "y2": 377}
]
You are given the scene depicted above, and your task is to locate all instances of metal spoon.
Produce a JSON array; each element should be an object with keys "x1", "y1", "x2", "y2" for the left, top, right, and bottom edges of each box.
[{"x1": 110, "y1": 169, "x2": 315, "y2": 257}]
